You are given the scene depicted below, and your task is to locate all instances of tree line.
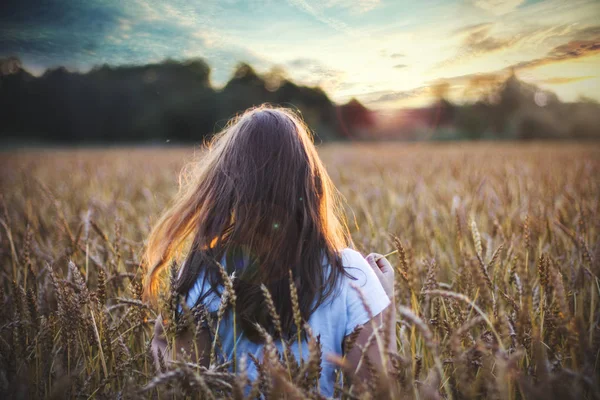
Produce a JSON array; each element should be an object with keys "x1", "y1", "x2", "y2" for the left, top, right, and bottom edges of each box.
[
  {"x1": 1, "y1": 56, "x2": 598, "y2": 144},
  {"x1": 0, "y1": 57, "x2": 354, "y2": 144}
]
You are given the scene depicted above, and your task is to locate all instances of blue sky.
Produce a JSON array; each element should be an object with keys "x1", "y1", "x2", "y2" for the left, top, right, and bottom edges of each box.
[{"x1": 1, "y1": 0, "x2": 599, "y2": 108}]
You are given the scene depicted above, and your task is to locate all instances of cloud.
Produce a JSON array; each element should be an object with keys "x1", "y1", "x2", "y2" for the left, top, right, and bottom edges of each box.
[
  {"x1": 192, "y1": 29, "x2": 226, "y2": 48},
  {"x1": 452, "y1": 22, "x2": 494, "y2": 36},
  {"x1": 437, "y1": 23, "x2": 521, "y2": 68},
  {"x1": 337, "y1": 81, "x2": 360, "y2": 90},
  {"x1": 576, "y1": 25, "x2": 600, "y2": 40},
  {"x1": 538, "y1": 76, "x2": 596, "y2": 85},
  {"x1": 287, "y1": 58, "x2": 315, "y2": 68},
  {"x1": 370, "y1": 23, "x2": 600, "y2": 106},
  {"x1": 323, "y1": 0, "x2": 381, "y2": 13},
  {"x1": 0, "y1": 0, "x2": 275, "y2": 85},
  {"x1": 393, "y1": 64, "x2": 408, "y2": 69},
  {"x1": 464, "y1": 30, "x2": 516, "y2": 53},
  {"x1": 472, "y1": 0, "x2": 525, "y2": 16},
  {"x1": 428, "y1": 31, "x2": 600, "y2": 99},
  {"x1": 0, "y1": 0, "x2": 126, "y2": 66},
  {"x1": 286, "y1": 0, "x2": 354, "y2": 36},
  {"x1": 286, "y1": 0, "x2": 369, "y2": 37},
  {"x1": 455, "y1": 23, "x2": 523, "y2": 54},
  {"x1": 512, "y1": 39, "x2": 600, "y2": 70},
  {"x1": 285, "y1": 57, "x2": 346, "y2": 91},
  {"x1": 438, "y1": 22, "x2": 591, "y2": 70},
  {"x1": 380, "y1": 50, "x2": 405, "y2": 59},
  {"x1": 428, "y1": 71, "x2": 506, "y2": 86}
]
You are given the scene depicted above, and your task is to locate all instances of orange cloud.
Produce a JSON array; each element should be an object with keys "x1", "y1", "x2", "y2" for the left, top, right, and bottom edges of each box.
[
  {"x1": 438, "y1": 23, "x2": 595, "y2": 70},
  {"x1": 537, "y1": 76, "x2": 596, "y2": 85},
  {"x1": 438, "y1": 23, "x2": 521, "y2": 68},
  {"x1": 513, "y1": 39, "x2": 600, "y2": 70},
  {"x1": 429, "y1": 71, "x2": 507, "y2": 87},
  {"x1": 452, "y1": 23, "x2": 494, "y2": 36}
]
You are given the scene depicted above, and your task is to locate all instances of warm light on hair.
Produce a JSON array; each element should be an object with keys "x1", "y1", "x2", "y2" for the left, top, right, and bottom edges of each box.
[{"x1": 143, "y1": 104, "x2": 353, "y2": 342}]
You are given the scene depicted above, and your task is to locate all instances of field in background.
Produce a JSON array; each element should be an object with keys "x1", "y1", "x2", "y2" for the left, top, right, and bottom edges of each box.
[{"x1": 0, "y1": 142, "x2": 598, "y2": 399}]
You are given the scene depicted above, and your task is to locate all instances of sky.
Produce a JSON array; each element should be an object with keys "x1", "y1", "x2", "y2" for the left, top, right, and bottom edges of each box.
[{"x1": 1, "y1": 0, "x2": 599, "y2": 109}]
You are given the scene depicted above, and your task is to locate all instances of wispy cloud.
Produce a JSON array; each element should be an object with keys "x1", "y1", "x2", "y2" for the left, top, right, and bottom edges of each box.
[
  {"x1": 379, "y1": 50, "x2": 406, "y2": 59},
  {"x1": 513, "y1": 39, "x2": 600, "y2": 70},
  {"x1": 285, "y1": 57, "x2": 346, "y2": 92},
  {"x1": 437, "y1": 22, "x2": 589, "y2": 70},
  {"x1": 472, "y1": 0, "x2": 526, "y2": 16},
  {"x1": 323, "y1": 0, "x2": 381, "y2": 14},
  {"x1": 285, "y1": 0, "x2": 366, "y2": 37},
  {"x1": 538, "y1": 76, "x2": 596, "y2": 85},
  {"x1": 460, "y1": 25, "x2": 516, "y2": 53},
  {"x1": 452, "y1": 23, "x2": 494, "y2": 36},
  {"x1": 436, "y1": 23, "x2": 520, "y2": 68},
  {"x1": 504, "y1": 24, "x2": 600, "y2": 70}
]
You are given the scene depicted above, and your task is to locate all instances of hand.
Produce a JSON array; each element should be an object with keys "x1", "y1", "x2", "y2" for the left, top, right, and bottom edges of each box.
[{"x1": 365, "y1": 253, "x2": 395, "y2": 301}]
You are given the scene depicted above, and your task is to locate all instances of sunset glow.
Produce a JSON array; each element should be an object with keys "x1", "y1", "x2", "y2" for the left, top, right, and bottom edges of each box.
[{"x1": 1, "y1": 0, "x2": 599, "y2": 108}]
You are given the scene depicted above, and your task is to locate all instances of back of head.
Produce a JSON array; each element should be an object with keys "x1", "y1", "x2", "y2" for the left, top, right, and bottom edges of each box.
[{"x1": 144, "y1": 104, "x2": 351, "y2": 342}]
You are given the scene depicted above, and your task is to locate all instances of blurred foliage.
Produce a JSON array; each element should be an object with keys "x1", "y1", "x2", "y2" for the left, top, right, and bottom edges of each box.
[
  {"x1": 370, "y1": 74, "x2": 600, "y2": 141},
  {"x1": 0, "y1": 57, "x2": 351, "y2": 144},
  {"x1": 449, "y1": 74, "x2": 600, "y2": 140},
  {"x1": 1, "y1": 56, "x2": 599, "y2": 143}
]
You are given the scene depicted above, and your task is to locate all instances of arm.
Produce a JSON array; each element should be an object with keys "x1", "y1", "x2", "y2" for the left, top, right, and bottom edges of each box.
[
  {"x1": 344, "y1": 253, "x2": 397, "y2": 380},
  {"x1": 151, "y1": 313, "x2": 212, "y2": 370}
]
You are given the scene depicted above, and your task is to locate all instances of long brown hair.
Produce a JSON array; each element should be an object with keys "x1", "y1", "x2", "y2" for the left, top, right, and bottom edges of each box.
[{"x1": 143, "y1": 104, "x2": 353, "y2": 342}]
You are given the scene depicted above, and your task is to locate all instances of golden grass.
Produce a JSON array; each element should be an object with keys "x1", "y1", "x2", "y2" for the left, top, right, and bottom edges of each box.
[{"x1": 0, "y1": 141, "x2": 598, "y2": 399}]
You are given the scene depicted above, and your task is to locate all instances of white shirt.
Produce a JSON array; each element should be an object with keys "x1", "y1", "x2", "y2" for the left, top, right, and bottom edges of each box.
[{"x1": 183, "y1": 247, "x2": 391, "y2": 397}]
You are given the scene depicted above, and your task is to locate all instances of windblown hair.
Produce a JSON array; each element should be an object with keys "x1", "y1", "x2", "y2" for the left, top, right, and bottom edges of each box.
[{"x1": 143, "y1": 105, "x2": 353, "y2": 342}]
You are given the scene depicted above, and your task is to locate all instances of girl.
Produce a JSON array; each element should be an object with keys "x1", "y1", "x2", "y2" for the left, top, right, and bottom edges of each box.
[{"x1": 144, "y1": 105, "x2": 396, "y2": 397}]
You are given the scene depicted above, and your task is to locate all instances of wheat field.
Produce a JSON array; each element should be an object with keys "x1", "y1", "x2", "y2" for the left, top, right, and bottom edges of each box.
[{"x1": 0, "y1": 142, "x2": 598, "y2": 399}]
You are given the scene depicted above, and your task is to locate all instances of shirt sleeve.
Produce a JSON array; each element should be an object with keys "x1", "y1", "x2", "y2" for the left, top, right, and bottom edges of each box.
[{"x1": 342, "y1": 248, "x2": 391, "y2": 336}]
